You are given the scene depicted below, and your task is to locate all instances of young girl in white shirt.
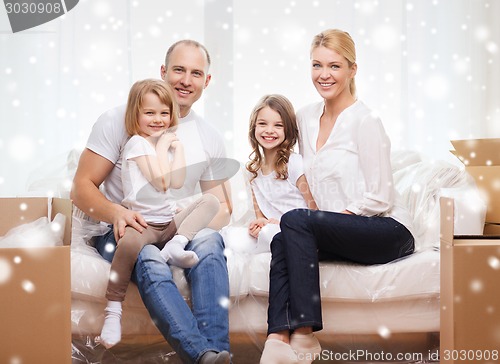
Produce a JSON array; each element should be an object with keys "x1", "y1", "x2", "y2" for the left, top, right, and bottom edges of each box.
[
  {"x1": 260, "y1": 30, "x2": 415, "y2": 364},
  {"x1": 246, "y1": 94, "x2": 316, "y2": 252},
  {"x1": 99, "y1": 79, "x2": 219, "y2": 349}
]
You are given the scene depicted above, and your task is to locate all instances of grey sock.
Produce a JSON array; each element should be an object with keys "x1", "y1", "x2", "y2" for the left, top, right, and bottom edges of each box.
[{"x1": 199, "y1": 350, "x2": 231, "y2": 364}]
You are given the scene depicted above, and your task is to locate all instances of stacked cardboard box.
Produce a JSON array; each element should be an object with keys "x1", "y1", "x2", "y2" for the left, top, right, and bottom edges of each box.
[
  {"x1": 440, "y1": 138, "x2": 500, "y2": 364},
  {"x1": 0, "y1": 198, "x2": 72, "y2": 363}
]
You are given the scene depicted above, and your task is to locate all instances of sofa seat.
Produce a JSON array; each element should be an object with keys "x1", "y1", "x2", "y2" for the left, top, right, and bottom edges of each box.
[
  {"x1": 246, "y1": 249, "x2": 439, "y2": 302},
  {"x1": 229, "y1": 248, "x2": 440, "y2": 335},
  {"x1": 70, "y1": 240, "x2": 440, "y2": 338}
]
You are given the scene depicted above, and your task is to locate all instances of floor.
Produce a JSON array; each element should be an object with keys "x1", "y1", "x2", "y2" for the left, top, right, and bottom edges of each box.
[
  {"x1": 230, "y1": 332, "x2": 440, "y2": 364},
  {"x1": 71, "y1": 332, "x2": 441, "y2": 363}
]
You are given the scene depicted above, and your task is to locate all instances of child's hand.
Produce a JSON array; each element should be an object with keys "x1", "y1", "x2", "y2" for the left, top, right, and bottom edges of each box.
[
  {"x1": 268, "y1": 218, "x2": 280, "y2": 225},
  {"x1": 248, "y1": 217, "x2": 268, "y2": 238},
  {"x1": 157, "y1": 132, "x2": 178, "y2": 148},
  {"x1": 170, "y1": 140, "x2": 183, "y2": 150}
]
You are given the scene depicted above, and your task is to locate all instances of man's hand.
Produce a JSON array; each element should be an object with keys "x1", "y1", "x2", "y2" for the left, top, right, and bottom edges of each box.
[{"x1": 112, "y1": 205, "x2": 148, "y2": 242}]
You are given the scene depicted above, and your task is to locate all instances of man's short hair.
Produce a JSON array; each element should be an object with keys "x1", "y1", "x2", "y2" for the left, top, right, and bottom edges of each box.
[{"x1": 164, "y1": 40, "x2": 211, "y2": 70}]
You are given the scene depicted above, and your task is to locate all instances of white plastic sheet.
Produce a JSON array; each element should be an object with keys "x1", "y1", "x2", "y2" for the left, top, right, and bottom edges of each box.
[{"x1": 0, "y1": 213, "x2": 66, "y2": 248}]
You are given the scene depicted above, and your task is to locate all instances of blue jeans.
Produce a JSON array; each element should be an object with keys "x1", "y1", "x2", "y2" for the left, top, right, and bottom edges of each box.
[
  {"x1": 94, "y1": 228, "x2": 230, "y2": 363},
  {"x1": 267, "y1": 209, "x2": 414, "y2": 335}
]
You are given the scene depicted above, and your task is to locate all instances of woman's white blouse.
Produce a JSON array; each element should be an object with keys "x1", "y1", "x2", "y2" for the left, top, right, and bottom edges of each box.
[{"x1": 297, "y1": 100, "x2": 414, "y2": 234}]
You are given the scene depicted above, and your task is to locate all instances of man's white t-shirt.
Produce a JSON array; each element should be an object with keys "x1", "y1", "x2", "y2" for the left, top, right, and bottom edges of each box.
[
  {"x1": 86, "y1": 104, "x2": 228, "y2": 209},
  {"x1": 121, "y1": 135, "x2": 176, "y2": 223},
  {"x1": 249, "y1": 153, "x2": 308, "y2": 220}
]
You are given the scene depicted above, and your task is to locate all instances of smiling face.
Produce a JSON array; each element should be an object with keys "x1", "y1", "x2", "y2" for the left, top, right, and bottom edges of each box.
[
  {"x1": 137, "y1": 92, "x2": 172, "y2": 138},
  {"x1": 254, "y1": 106, "x2": 286, "y2": 152},
  {"x1": 311, "y1": 46, "x2": 357, "y2": 101},
  {"x1": 161, "y1": 43, "x2": 211, "y2": 117}
]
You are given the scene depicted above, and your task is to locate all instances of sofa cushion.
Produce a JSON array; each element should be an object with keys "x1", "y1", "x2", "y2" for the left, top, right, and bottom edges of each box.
[
  {"x1": 70, "y1": 238, "x2": 252, "y2": 308},
  {"x1": 246, "y1": 249, "x2": 440, "y2": 302}
]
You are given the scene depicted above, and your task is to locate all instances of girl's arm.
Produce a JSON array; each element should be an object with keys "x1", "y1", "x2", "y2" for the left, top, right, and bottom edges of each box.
[
  {"x1": 168, "y1": 141, "x2": 186, "y2": 189},
  {"x1": 133, "y1": 133, "x2": 177, "y2": 192},
  {"x1": 296, "y1": 174, "x2": 318, "y2": 210},
  {"x1": 133, "y1": 154, "x2": 170, "y2": 192},
  {"x1": 248, "y1": 188, "x2": 269, "y2": 238},
  {"x1": 251, "y1": 188, "x2": 266, "y2": 220}
]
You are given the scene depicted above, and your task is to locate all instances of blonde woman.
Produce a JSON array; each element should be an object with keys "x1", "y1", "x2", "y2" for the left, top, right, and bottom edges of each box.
[{"x1": 260, "y1": 29, "x2": 415, "y2": 364}]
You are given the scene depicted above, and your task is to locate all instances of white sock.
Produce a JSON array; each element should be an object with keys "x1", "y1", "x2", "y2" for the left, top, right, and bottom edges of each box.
[
  {"x1": 161, "y1": 235, "x2": 199, "y2": 268},
  {"x1": 99, "y1": 301, "x2": 122, "y2": 349}
]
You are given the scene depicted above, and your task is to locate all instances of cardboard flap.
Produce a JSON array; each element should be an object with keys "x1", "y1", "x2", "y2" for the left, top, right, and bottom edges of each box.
[
  {"x1": 0, "y1": 197, "x2": 72, "y2": 246},
  {"x1": 0, "y1": 198, "x2": 49, "y2": 236},
  {"x1": 52, "y1": 198, "x2": 73, "y2": 246},
  {"x1": 451, "y1": 138, "x2": 500, "y2": 166},
  {"x1": 440, "y1": 197, "x2": 455, "y2": 245}
]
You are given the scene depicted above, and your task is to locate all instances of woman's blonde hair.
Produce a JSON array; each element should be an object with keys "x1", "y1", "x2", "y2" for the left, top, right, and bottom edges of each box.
[
  {"x1": 125, "y1": 79, "x2": 179, "y2": 137},
  {"x1": 246, "y1": 94, "x2": 298, "y2": 181},
  {"x1": 311, "y1": 29, "x2": 357, "y2": 97}
]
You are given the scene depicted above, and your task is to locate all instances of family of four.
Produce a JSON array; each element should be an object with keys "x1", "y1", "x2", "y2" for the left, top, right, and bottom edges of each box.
[{"x1": 71, "y1": 29, "x2": 415, "y2": 364}]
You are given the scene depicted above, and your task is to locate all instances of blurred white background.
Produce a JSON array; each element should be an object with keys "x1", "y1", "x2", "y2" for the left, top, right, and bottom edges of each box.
[{"x1": 1, "y1": 0, "x2": 499, "y2": 197}]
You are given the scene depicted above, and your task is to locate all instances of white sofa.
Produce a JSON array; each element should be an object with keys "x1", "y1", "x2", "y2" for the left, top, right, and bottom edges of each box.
[{"x1": 68, "y1": 151, "x2": 486, "y2": 363}]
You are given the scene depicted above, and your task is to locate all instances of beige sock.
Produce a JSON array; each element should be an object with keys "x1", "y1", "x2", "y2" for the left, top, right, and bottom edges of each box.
[
  {"x1": 260, "y1": 339, "x2": 298, "y2": 364},
  {"x1": 290, "y1": 333, "x2": 321, "y2": 364}
]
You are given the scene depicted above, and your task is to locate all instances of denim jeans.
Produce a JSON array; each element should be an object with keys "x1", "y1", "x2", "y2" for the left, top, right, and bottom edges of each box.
[
  {"x1": 267, "y1": 208, "x2": 415, "y2": 335},
  {"x1": 94, "y1": 228, "x2": 230, "y2": 363}
]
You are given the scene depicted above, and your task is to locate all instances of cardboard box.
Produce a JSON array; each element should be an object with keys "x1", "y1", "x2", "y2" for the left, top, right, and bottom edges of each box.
[
  {"x1": 440, "y1": 197, "x2": 500, "y2": 364},
  {"x1": 0, "y1": 197, "x2": 72, "y2": 363},
  {"x1": 451, "y1": 138, "x2": 500, "y2": 224}
]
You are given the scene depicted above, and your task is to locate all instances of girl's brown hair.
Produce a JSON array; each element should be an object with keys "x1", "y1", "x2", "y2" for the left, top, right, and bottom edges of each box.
[
  {"x1": 124, "y1": 79, "x2": 179, "y2": 137},
  {"x1": 246, "y1": 94, "x2": 298, "y2": 181},
  {"x1": 311, "y1": 29, "x2": 357, "y2": 97}
]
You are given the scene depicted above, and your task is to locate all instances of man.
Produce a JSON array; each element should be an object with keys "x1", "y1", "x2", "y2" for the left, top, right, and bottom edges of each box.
[{"x1": 71, "y1": 40, "x2": 232, "y2": 364}]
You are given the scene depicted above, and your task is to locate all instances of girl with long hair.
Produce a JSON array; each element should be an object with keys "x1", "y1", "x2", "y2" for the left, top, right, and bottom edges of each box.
[{"x1": 246, "y1": 94, "x2": 316, "y2": 252}]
